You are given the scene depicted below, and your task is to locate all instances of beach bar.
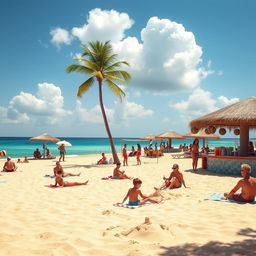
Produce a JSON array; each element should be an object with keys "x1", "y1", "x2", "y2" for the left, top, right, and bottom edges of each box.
[{"x1": 189, "y1": 97, "x2": 256, "y2": 177}]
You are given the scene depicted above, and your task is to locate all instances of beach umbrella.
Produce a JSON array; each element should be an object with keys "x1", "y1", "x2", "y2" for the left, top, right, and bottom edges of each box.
[
  {"x1": 183, "y1": 129, "x2": 220, "y2": 147},
  {"x1": 156, "y1": 131, "x2": 184, "y2": 148},
  {"x1": 140, "y1": 134, "x2": 162, "y2": 141},
  {"x1": 29, "y1": 133, "x2": 60, "y2": 158},
  {"x1": 56, "y1": 140, "x2": 72, "y2": 147},
  {"x1": 189, "y1": 97, "x2": 256, "y2": 156}
]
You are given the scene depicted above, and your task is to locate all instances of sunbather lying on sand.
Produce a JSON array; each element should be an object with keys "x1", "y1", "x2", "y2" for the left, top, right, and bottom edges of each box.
[
  {"x1": 54, "y1": 170, "x2": 88, "y2": 187},
  {"x1": 54, "y1": 161, "x2": 80, "y2": 177},
  {"x1": 3, "y1": 157, "x2": 17, "y2": 172},
  {"x1": 113, "y1": 163, "x2": 132, "y2": 179},
  {"x1": 155, "y1": 163, "x2": 186, "y2": 190},
  {"x1": 121, "y1": 178, "x2": 161, "y2": 206},
  {"x1": 224, "y1": 164, "x2": 256, "y2": 203}
]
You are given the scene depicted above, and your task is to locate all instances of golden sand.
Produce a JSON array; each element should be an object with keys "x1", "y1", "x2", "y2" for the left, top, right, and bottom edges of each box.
[{"x1": 0, "y1": 154, "x2": 255, "y2": 255}]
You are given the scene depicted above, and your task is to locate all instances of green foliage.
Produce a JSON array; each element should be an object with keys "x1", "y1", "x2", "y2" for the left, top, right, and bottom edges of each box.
[{"x1": 66, "y1": 41, "x2": 131, "y2": 100}]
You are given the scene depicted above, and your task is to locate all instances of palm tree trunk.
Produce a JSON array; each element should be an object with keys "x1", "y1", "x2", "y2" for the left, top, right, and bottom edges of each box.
[{"x1": 98, "y1": 80, "x2": 120, "y2": 164}]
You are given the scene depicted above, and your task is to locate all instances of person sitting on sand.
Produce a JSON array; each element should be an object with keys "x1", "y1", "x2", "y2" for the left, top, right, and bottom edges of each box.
[
  {"x1": 34, "y1": 148, "x2": 42, "y2": 159},
  {"x1": 155, "y1": 163, "x2": 187, "y2": 190},
  {"x1": 3, "y1": 157, "x2": 17, "y2": 172},
  {"x1": 224, "y1": 164, "x2": 256, "y2": 203},
  {"x1": 54, "y1": 170, "x2": 88, "y2": 187},
  {"x1": 121, "y1": 178, "x2": 160, "y2": 206},
  {"x1": 17, "y1": 157, "x2": 29, "y2": 163},
  {"x1": 113, "y1": 163, "x2": 132, "y2": 179},
  {"x1": 97, "y1": 153, "x2": 108, "y2": 165},
  {"x1": 53, "y1": 161, "x2": 80, "y2": 177},
  {"x1": 46, "y1": 149, "x2": 55, "y2": 159}
]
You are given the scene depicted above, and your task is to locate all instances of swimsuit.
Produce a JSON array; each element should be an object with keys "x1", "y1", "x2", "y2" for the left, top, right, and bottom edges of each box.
[
  {"x1": 232, "y1": 193, "x2": 254, "y2": 203},
  {"x1": 128, "y1": 200, "x2": 140, "y2": 206},
  {"x1": 60, "y1": 152, "x2": 65, "y2": 155}
]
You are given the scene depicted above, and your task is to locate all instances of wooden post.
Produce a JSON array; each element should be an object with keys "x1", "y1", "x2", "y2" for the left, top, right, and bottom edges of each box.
[{"x1": 240, "y1": 125, "x2": 249, "y2": 156}]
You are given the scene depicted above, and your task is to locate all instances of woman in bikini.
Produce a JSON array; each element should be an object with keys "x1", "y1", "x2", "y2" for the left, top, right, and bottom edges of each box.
[
  {"x1": 136, "y1": 144, "x2": 141, "y2": 165},
  {"x1": 191, "y1": 139, "x2": 199, "y2": 170}
]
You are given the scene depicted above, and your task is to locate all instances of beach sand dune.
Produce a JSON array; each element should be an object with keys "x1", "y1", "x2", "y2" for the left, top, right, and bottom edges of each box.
[{"x1": 0, "y1": 154, "x2": 256, "y2": 255}]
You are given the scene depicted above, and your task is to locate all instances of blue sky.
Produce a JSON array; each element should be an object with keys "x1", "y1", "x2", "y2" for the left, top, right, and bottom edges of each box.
[{"x1": 0, "y1": 0, "x2": 255, "y2": 137}]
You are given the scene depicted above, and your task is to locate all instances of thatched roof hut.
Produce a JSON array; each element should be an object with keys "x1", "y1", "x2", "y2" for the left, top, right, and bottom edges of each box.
[
  {"x1": 189, "y1": 97, "x2": 256, "y2": 129},
  {"x1": 189, "y1": 97, "x2": 256, "y2": 156}
]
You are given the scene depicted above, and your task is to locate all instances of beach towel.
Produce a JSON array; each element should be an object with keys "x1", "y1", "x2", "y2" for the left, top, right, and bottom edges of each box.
[
  {"x1": 114, "y1": 201, "x2": 163, "y2": 209},
  {"x1": 0, "y1": 180, "x2": 6, "y2": 183},
  {"x1": 205, "y1": 193, "x2": 256, "y2": 204},
  {"x1": 45, "y1": 184, "x2": 87, "y2": 189},
  {"x1": 101, "y1": 176, "x2": 123, "y2": 180}
]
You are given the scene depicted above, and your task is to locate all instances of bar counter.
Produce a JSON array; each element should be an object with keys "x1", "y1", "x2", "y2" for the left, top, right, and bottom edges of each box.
[{"x1": 202, "y1": 154, "x2": 256, "y2": 177}]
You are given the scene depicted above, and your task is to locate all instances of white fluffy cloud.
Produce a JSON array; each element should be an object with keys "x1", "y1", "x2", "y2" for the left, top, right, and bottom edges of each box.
[
  {"x1": 72, "y1": 8, "x2": 133, "y2": 43},
  {"x1": 172, "y1": 88, "x2": 240, "y2": 122},
  {"x1": 50, "y1": 28, "x2": 72, "y2": 47},
  {"x1": 218, "y1": 96, "x2": 239, "y2": 106},
  {"x1": 50, "y1": 9, "x2": 213, "y2": 93},
  {"x1": 75, "y1": 101, "x2": 115, "y2": 124},
  {"x1": 1, "y1": 83, "x2": 71, "y2": 125}
]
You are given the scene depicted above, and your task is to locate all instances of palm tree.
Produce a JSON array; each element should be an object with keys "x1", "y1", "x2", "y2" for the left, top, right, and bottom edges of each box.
[{"x1": 66, "y1": 41, "x2": 131, "y2": 164}]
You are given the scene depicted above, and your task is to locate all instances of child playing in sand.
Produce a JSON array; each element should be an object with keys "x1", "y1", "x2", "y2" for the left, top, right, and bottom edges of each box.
[
  {"x1": 155, "y1": 163, "x2": 187, "y2": 190},
  {"x1": 54, "y1": 170, "x2": 88, "y2": 187},
  {"x1": 121, "y1": 178, "x2": 160, "y2": 206},
  {"x1": 53, "y1": 161, "x2": 80, "y2": 177},
  {"x1": 113, "y1": 163, "x2": 132, "y2": 179},
  {"x1": 224, "y1": 164, "x2": 256, "y2": 203}
]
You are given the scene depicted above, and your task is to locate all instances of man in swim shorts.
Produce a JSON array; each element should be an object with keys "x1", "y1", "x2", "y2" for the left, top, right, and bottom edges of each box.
[
  {"x1": 155, "y1": 163, "x2": 187, "y2": 190},
  {"x1": 121, "y1": 178, "x2": 159, "y2": 206},
  {"x1": 3, "y1": 157, "x2": 17, "y2": 172},
  {"x1": 58, "y1": 144, "x2": 66, "y2": 162},
  {"x1": 113, "y1": 163, "x2": 132, "y2": 179},
  {"x1": 122, "y1": 144, "x2": 128, "y2": 166},
  {"x1": 224, "y1": 164, "x2": 256, "y2": 203}
]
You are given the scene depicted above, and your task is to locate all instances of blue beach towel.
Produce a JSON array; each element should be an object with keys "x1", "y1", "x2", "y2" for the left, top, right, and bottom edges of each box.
[
  {"x1": 205, "y1": 193, "x2": 256, "y2": 204},
  {"x1": 0, "y1": 180, "x2": 6, "y2": 183}
]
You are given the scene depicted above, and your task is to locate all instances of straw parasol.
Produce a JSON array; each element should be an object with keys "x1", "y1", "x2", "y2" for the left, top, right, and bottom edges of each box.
[
  {"x1": 140, "y1": 134, "x2": 162, "y2": 141},
  {"x1": 184, "y1": 130, "x2": 220, "y2": 147},
  {"x1": 189, "y1": 97, "x2": 256, "y2": 156},
  {"x1": 156, "y1": 130, "x2": 184, "y2": 148},
  {"x1": 29, "y1": 133, "x2": 60, "y2": 158}
]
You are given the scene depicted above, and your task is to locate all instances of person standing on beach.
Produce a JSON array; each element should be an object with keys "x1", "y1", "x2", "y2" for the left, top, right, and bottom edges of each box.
[
  {"x1": 136, "y1": 144, "x2": 141, "y2": 165},
  {"x1": 191, "y1": 139, "x2": 199, "y2": 170},
  {"x1": 122, "y1": 144, "x2": 128, "y2": 166},
  {"x1": 58, "y1": 144, "x2": 66, "y2": 162}
]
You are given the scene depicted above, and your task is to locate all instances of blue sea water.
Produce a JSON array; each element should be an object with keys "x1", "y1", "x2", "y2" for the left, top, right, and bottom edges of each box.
[{"x1": 0, "y1": 136, "x2": 250, "y2": 159}]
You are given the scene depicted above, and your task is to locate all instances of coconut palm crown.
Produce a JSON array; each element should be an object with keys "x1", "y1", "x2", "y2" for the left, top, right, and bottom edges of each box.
[{"x1": 66, "y1": 41, "x2": 131, "y2": 164}]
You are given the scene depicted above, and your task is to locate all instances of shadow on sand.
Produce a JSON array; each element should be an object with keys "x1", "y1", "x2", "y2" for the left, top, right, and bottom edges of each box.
[
  {"x1": 184, "y1": 168, "x2": 240, "y2": 178},
  {"x1": 160, "y1": 229, "x2": 256, "y2": 256}
]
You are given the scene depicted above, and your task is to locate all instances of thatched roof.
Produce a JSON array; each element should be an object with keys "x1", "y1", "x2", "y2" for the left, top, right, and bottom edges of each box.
[
  {"x1": 140, "y1": 134, "x2": 162, "y2": 141},
  {"x1": 189, "y1": 97, "x2": 256, "y2": 129},
  {"x1": 29, "y1": 133, "x2": 60, "y2": 142},
  {"x1": 184, "y1": 130, "x2": 220, "y2": 139},
  {"x1": 156, "y1": 130, "x2": 184, "y2": 140}
]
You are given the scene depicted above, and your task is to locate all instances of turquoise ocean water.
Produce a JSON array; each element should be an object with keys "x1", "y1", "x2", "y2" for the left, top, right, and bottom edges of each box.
[{"x1": 0, "y1": 137, "x2": 252, "y2": 159}]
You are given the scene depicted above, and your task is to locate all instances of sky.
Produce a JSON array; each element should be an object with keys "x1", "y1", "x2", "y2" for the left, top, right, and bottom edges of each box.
[{"x1": 0, "y1": 0, "x2": 255, "y2": 138}]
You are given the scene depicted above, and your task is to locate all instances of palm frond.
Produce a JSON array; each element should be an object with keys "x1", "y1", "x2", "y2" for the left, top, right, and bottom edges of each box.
[
  {"x1": 105, "y1": 70, "x2": 131, "y2": 83},
  {"x1": 77, "y1": 77, "x2": 94, "y2": 98},
  {"x1": 105, "y1": 61, "x2": 130, "y2": 71},
  {"x1": 66, "y1": 64, "x2": 94, "y2": 75},
  {"x1": 105, "y1": 79, "x2": 126, "y2": 101},
  {"x1": 104, "y1": 74, "x2": 125, "y2": 83},
  {"x1": 74, "y1": 58, "x2": 100, "y2": 71}
]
